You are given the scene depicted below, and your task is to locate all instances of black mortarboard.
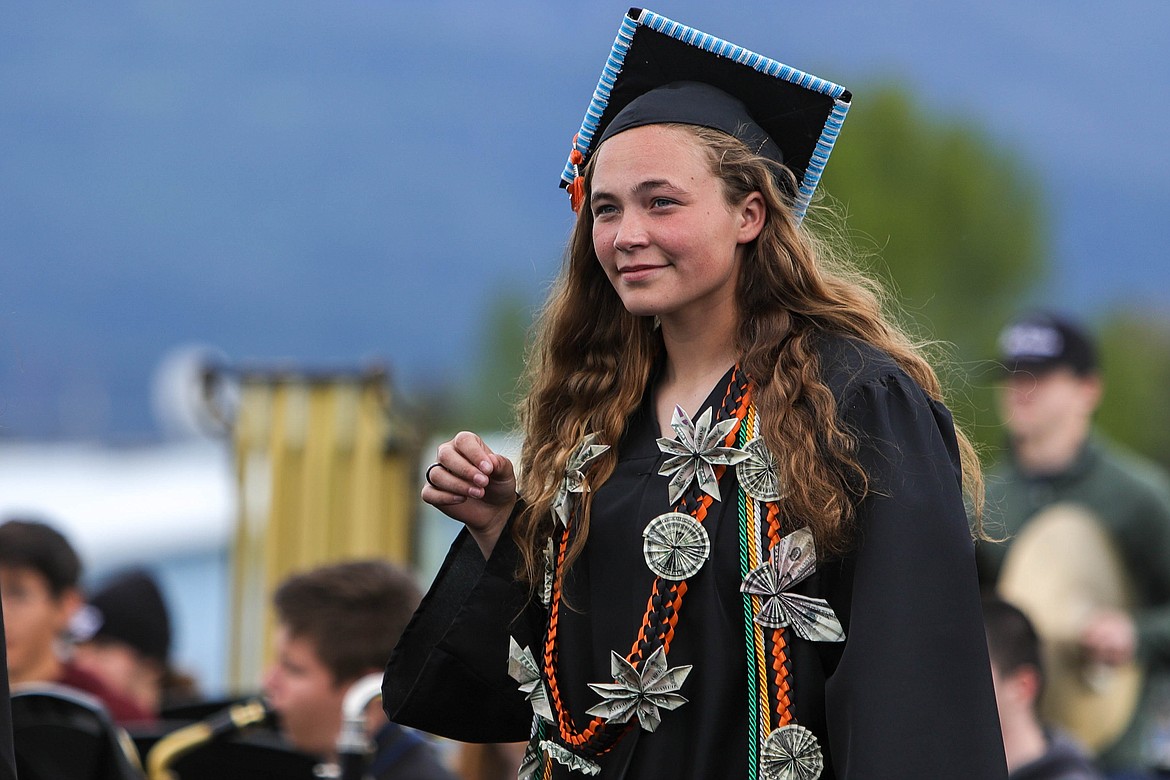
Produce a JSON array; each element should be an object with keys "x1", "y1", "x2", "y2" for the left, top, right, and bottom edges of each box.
[
  {"x1": 560, "y1": 8, "x2": 851, "y2": 221},
  {"x1": 998, "y1": 311, "x2": 1099, "y2": 376}
]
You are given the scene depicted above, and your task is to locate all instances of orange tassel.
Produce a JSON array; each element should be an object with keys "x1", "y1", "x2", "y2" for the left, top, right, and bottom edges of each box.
[{"x1": 568, "y1": 176, "x2": 585, "y2": 212}]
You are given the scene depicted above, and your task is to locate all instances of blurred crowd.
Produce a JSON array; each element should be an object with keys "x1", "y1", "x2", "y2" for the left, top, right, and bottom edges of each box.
[
  {"x1": 0, "y1": 511, "x2": 514, "y2": 779},
  {"x1": 3, "y1": 310, "x2": 1170, "y2": 779}
]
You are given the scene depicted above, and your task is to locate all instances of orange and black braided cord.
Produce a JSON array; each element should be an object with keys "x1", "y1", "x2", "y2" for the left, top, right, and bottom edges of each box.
[{"x1": 541, "y1": 366, "x2": 753, "y2": 760}]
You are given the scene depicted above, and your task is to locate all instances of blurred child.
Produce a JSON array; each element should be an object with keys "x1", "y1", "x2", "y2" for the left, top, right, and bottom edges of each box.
[
  {"x1": 0, "y1": 518, "x2": 152, "y2": 724},
  {"x1": 985, "y1": 596, "x2": 1103, "y2": 779},
  {"x1": 264, "y1": 560, "x2": 455, "y2": 780}
]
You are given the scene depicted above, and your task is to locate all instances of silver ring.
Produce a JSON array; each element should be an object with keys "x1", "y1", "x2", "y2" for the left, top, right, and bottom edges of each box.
[{"x1": 425, "y1": 462, "x2": 443, "y2": 488}]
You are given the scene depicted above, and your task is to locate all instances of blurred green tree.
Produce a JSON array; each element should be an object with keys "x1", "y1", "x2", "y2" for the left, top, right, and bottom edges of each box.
[
  {"x1": 819, "y1": 84, "x2": 1050, "y2": 451},
  {"x1": 1095, "y1": 310, "x2": 1170, "y2": 472},
  {"x1": 456, "y1": 288, "x2": 534, "y2": 433}
]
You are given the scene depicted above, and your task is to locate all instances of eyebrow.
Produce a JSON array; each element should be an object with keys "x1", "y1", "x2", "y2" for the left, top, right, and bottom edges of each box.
[{"x1": 591, "y1": 179, "x2": 686, "y2": 202}]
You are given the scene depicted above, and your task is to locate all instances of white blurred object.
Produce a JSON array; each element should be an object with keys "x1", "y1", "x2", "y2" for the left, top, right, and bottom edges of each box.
[
  {"x1": 150, "y1": 345, "x2": 239, "y2": 439},
  {"x1": 0, "y1": 438, "x2": 235, "y2": 695}
]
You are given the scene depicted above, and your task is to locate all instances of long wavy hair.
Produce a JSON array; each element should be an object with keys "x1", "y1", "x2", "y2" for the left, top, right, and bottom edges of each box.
[{"x1": 512, "y1": 123, "x2": 983, "y2": 585}]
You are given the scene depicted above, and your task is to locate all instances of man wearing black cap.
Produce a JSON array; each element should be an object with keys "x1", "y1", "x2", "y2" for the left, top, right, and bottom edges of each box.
[{"x1": 978, "y1": 312, "x2": 1170, "y2": 776}]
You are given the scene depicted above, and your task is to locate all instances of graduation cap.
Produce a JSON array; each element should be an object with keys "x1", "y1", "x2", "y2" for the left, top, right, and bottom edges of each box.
[{"x1": 560, "y1": 7, "x2": 852, "y2": 222}]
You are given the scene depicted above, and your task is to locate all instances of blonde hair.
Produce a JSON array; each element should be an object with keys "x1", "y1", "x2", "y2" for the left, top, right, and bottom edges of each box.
[{"x1": 512, "y1": 123, "x2": 983, "y2": 583}]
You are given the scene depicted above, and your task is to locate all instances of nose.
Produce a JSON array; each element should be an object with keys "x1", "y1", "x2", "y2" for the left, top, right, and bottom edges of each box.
[{"x1": 613, "y1": 212, "x2": 648, "y2": 253}]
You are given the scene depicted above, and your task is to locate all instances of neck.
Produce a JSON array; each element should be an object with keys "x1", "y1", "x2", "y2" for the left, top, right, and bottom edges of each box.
[
  {"x1": 657, "y1": 310, "x2": 738, "y2": 422},
  {"x1": 1000, "y1": 710, "x2": 1049, "y2": 774},
  {"x1": 11, "y1": 650, "x2": 63, "y2": 687},
  {"x1": 1013, "y1": 421, "x2": 1090, "y2": 476},
  {"x1": 659, "y1": 297, "x2": 738, "y2": 377}
]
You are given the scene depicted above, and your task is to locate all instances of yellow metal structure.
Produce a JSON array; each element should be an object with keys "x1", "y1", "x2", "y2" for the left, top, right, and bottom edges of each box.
[{"x1": 223, "y1": 366, "x2": 420, "y2": 691}]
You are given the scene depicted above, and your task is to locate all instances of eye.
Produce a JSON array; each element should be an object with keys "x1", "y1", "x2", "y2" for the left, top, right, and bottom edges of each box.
[
  {"x1": 282, "y1": 659, "x2": 307, "y2": 677},
  {"x1": 592, "y1": 203, "x2": 617, "y2": 218},
  {"x1": 651, "y1": 197, "x2": 677, "y2": 208}
]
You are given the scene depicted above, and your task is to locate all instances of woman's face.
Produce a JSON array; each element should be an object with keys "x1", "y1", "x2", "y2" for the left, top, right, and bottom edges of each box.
[{"x1": 589, "y1": 124, "x2": 763, "y2": 322}]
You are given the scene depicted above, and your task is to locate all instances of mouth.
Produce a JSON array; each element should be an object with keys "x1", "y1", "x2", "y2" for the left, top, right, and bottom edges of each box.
[{"x1": 618, "y1": 264, "x2": 666, "y2": 280}]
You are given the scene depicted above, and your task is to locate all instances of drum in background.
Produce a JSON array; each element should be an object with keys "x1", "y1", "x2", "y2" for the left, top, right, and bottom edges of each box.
[{"x1": 998, "y1": 502, "x2": 1143, "y2": 753}]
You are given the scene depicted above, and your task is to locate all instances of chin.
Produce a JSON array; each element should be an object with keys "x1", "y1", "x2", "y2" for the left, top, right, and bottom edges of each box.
[
  {"x1": 622, "y1": 305, "x2": 662, "y2": 318},
  {"x1": 616, "y1": 295, "x2": 670, "y2": 319}
]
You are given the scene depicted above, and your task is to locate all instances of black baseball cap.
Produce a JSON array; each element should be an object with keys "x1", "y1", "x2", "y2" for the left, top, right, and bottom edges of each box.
[
  {"x1": 559, "y1": 7, "x2": 851, "y2": 221},
  {"x1": 72, "y1": 569, "x2": 172, "y2": 666},
  {"x1": 997, "y1": 312, "x2": 1098, "y2": 376}
]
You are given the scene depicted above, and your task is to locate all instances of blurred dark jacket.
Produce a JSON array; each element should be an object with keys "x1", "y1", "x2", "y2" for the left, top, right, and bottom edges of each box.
[{"x1": 1, "y1": 598, "x2": 17, "y2": 780}]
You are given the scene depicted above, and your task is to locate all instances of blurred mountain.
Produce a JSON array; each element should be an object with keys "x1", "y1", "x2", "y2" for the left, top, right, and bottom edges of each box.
[{"x1": 2, "y1": 1, "x2": 1167, "y2": 439}]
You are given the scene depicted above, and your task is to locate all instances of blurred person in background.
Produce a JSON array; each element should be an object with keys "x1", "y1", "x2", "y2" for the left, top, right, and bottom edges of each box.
[
  {"x1": 71, "y1": 567, "x2": 200, "y2": 717},
  {"x1": 264, "y1": 559, "x2": 455, "y2": 780},
  {"x1": 984, "y1": 595, "x2": 1102, "y2": 779},
  {"x1": 0, "y1": 517, "x2": 153, "y2": 724},
  {"x1": 978, "y1": 312, "x2": 1170, "y2": 778}
]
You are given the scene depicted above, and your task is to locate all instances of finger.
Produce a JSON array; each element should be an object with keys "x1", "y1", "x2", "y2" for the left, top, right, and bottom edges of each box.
[
  {"x1": 444, "y1": 433, "x2": 497, "y2": 482},
  {"x1": 426, "y1": 460, "x2": 487, "y2": 499},
  {"x1": 451, "y1": 431, "x2": 499, "y2": 477},
  {"x1": 435, "y1": 437, "x2": 491, "y2": 491},
  {"x1": 421, "y1": 483, "x2": 468, "y2": 507},
  {"x1": 489, "y1": 452, "x2": 515, "y2": 481}
]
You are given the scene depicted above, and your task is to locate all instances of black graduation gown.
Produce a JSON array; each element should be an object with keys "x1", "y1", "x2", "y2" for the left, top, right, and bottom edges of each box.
[
  {"x1": 384, "y1": 335, "x2": 1007, "y2": 779},
  {"x1": 0, "y1": 596, "x2": 17, "y2": 780}
]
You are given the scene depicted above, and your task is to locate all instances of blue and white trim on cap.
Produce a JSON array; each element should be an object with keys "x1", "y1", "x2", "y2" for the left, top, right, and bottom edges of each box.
[{"x1": 560, "y1": 8, "x2": 851, "y2": 223}]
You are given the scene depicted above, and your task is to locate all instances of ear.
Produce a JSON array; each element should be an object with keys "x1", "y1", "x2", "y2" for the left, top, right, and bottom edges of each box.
[
  {"x1": 53, "y1": 587, "x2": 83, "y2": 632},
  {"x1": 736, "y1": 191, "x2": 766, "y2": 244},
  {"x1": 1082, "y1": 373, "x2": 1104, "y2": 412},
  {"x1": 1009, "y1": 664, "x2": 1042, "y2": 708}
]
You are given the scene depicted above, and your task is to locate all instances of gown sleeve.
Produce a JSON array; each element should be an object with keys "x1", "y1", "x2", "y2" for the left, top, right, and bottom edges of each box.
[
  {"x1": 382, "y1": 523, "x2": 540, "y2": 744},
  {"x1": 823, "y1": 371, "x2": 1008, "y2": 779},
  {"x1": 0, "y1": 599, "x2": 16, "y2": 780}
]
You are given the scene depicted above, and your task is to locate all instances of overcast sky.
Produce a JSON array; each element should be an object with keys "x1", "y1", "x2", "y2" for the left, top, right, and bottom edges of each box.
[{"x1": 2, "y1": 1, "x2": 1167, "y2": 438}]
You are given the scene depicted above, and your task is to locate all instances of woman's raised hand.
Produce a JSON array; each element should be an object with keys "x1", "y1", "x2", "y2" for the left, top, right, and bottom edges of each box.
[{"x1": 422, "y1": 431, "x2": 518, "y2": 558}]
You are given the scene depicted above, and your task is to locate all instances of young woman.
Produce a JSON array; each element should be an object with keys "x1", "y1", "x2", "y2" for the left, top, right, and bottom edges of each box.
[{"x1": 385, "y1": 11, "x2": 1006, "y2": 779}]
